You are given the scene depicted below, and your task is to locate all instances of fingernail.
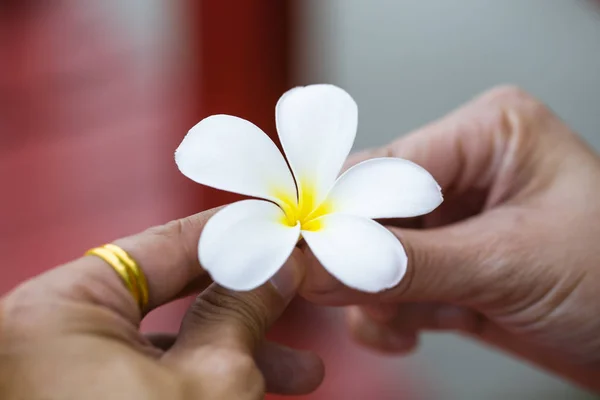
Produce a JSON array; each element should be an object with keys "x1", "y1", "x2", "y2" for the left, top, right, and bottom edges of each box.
[{"x1": 270, "y1": 256, "x2": 303, "y2": 301}]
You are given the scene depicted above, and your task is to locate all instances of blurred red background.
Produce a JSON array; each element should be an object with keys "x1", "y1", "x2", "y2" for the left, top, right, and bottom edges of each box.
[{"x1": 0, "y1": 2, "x2": 421, "y2": 398}]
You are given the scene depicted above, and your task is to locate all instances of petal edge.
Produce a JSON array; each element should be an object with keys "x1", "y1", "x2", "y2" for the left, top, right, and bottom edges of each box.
[
  {"x1": 176, "y1": 115, "x2": 297, "y2": 208},
  {"x1": 326, "y1": 157, "x2": 443, "y2": 219},
  {"x1": 276, "y1": 84, "x2": 358, "y2": 210},
  {"x1": 302, "y1": 214, "x2": 406, "y2": 293},
  {"x1": 199, "y1": 200, "x2": 300, "y2": 291}
]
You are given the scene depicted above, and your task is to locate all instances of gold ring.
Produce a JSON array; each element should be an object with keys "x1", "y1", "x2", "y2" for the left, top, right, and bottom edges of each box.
[{"x1": 85, "y1": 244, "x2": 149, "y2": 311}]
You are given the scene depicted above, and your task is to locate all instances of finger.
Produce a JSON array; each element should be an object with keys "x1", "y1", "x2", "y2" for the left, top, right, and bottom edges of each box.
[
  {"x1": 300, "y1": 212, "x2": 518, "y2": 305},
  {"x1": 111, "y1": 210, "x2": 219, "y2": 309},
  {"x1": 167, "y1": 249, "x2": 304, "y2": 357},
  {"x1": 376, "y1": 216, "x2": 424, "y2": 230},
  {"x1": 472, "y1": 321, "x2": 600, "y2": 393},
  {"x1": 163, "y1": 251, "x2": 305, "y2": 397},
  {"x1": 346, "y1": 307, "x2": 418, "y2": 354},
  {"x1": 359, "y1": 303, "x2": 480, "y2": 333},
  {"x1": 346, "y1": 86, "x2": 562, "y2": 202},
  {"x1": 255, "y1": 341, "x2": 324, "y2": 395},
  {"x1": 342, "y1": 146, "x2": 389, "y2": 172},
  {"x1": 300, "y1": 86, "x2": 560, "y2": 306},
  {"x1": 351, "y1": 306, "x2": 600, "y2": 392},
  {"x1": 346, "y1": 303, "x2": 481, "y2": 354},
  {"x1": 146, "y1": 333, "x2": 324, "y2": 395},
  {"x1": 26, "y1": 208, "x2": 221, "y2": 323}
]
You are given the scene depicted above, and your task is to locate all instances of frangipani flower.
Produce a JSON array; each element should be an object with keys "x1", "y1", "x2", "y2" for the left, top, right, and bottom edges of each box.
[{"x1": 175, "y1": 84, "x2": 442, "y2": 293}]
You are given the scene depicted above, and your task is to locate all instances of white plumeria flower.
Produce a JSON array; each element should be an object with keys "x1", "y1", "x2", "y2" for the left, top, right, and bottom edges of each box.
[{"x1": 175, "y1": 84, "x2": 442, "y2": 293}]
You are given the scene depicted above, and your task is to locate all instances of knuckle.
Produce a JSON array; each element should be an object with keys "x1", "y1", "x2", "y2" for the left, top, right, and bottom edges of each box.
[
  {"x1": 480, "y1": 84, "x2": 533, "y2": 104},
  {"x1": 146, "y1": 218, "x2": 187, "y2": 241},
  {"x1": 143, "y1": 218, "x2": 196, "y2": 268},
  {"x1": 142, "y1": 209, "x2": 221, "y2": 263},
  {"x1": 147, "y1": 208, "x2": 221, "y2": 240},
  {"x1": 0, "y1": 284, "x2": 45, "y2": 338},
  {"x1": 472, "y1": 86, "x2": 557, "y2": 168},
  {"x1": 478, "y1": 85, "x2": 552, "y2": 129}
]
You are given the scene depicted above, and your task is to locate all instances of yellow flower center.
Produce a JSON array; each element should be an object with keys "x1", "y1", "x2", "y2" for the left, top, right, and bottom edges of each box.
[{"x1": 274, "y1": 180, "x2": 331, "y2": 231}]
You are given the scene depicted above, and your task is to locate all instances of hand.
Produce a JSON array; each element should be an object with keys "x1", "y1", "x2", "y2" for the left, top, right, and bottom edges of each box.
[
  {"x1": 299, "y1": 86, "x2": 600, "y2": 392},
  {"x1": 0, "y1": 210, "x2": 323, "y2": 399}
]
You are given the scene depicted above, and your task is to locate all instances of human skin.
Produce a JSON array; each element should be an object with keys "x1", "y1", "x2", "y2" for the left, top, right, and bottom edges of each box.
[
  {"x1": 3, "y1": 85, "x2": 600, "y2": 397},
  {"x1": 0, "y1": 211, "x2": 324, "y2": 400},
  {"x1": 299, "y1": 86, "x2": 600, "y2": 393}
]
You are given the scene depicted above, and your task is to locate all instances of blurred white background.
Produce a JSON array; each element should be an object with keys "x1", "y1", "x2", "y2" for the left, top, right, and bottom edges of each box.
[{"x1": 296, "y1": 1, "x2": 600, "y2": 399}]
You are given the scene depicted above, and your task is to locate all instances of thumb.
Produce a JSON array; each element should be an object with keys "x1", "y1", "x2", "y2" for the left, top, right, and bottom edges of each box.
[
  {"x1": 300, "y1": 211, "x2": 518, "y2": 307},
  {"x1": 301, "y1": 86, "x2": 550, "y2": 307},
  {"x1": 168, "y1": 249, "x2": 305, "y2": 355}
]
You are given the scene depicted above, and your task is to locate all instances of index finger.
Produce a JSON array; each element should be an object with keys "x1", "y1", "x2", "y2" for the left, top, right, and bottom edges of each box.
[
  {"x1": 112, "y1": 209, "x2": 220, "y2": 310},
  {"x1": 22, "y1": 208, "x2": 220, "y2": 323}
]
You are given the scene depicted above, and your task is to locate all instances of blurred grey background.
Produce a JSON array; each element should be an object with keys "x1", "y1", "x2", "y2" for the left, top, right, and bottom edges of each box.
[
  {"x1": 296, "y1": 0, "x2": 600, "y2": 152},
  {"x1": 113, "y1": 1, "x2": 600, "y2": 399},
  {"x1": 295, "y1": 1, "x2": 600, "y2": 399}
]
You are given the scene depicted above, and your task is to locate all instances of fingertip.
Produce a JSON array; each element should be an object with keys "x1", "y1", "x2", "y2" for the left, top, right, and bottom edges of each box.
[
  {"x1": 361, "y1": 303, "x2": 398, "y2": 323},
  {"x1": 256, "y1": 342, "x2": 325, "y2": 395},
  {"x1": 346, "y1": 307, "x2": 419, "y2": 354},
  {"x1": 298, "y1": 246, "x2": 372, "y2": 306},
  {"x1": 282, "y1": 351, "x2": 325, "y2": 394},
  {"x1": 299, "y1": 246, "x2": 340, "y2": 296},
  {"x1": 269, "y1": 249, "x2": 305, "y2": 302},
  {"x1": 171, "y1": 250, "x2": 309, "y2": 355}
]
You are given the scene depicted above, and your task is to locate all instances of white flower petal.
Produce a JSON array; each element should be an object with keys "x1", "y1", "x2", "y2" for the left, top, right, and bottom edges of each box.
[
  {"x1": 199, "y1": 200, "x2": 300, "y2": 291},
  {"x1": 276, "y1": 84, "x2": 358, "y2": 208},
  {"x1": 302, "y1": 214, "x2": 406, "y2": 293},
  {"x1": 176, "y1": 115, "x2": 297, "y2": 208},
  {"x1": 327, "y1": 157, "x2": 443, "y2": 219}
]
